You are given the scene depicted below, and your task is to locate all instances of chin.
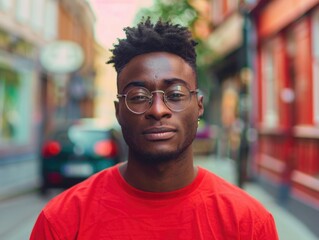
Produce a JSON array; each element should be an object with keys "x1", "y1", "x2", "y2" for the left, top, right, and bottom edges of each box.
[
  {"x1": 130, "y1": 143, "x2": 191, "y2": 165},
  {"x1": 136, "y1": 151, "x2": 179, "y2": 165}
]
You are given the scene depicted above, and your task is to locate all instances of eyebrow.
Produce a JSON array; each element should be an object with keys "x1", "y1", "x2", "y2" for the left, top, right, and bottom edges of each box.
[
  {"x1": 121, "y1": 78, "x2": 190, "y2": 92},
  {"x1": 122, "y1": 81, "x2": 146, "y2": 92},
  {"x1": 163, "y1": 78, "x2": 189, "y2": 87}
]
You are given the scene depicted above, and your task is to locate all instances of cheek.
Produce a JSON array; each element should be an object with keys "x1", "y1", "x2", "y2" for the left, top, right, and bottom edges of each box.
[
  {"x1": 117, "y1": 105, "x2": 131, "y2": 127},
  {"x1": 182, "y1": 113, "x2": 198, "y2": 133},
  {"x1": 182, "y1": 106, "x2": 201, "y2": 135},
  {"x1": 119, "y1": 118, "x2": 139, "y2": 147},
  {"x1": 118, "y1": 110, "x2": 141, "y2": 135}
]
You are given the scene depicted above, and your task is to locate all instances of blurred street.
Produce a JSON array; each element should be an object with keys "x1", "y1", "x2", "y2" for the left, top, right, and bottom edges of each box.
[
  {"x1": 0, "y1": 155, "x2": 317, "y2": 240},
  {"x1": 195, "y1": 155, "x2": 318, "y2": 240},
  {"x1": 0, "y1": 191, "x2": 50, "y2": 240},
  {"x1": 1, "y1": 0, "x2": 319, "y2": 239}
]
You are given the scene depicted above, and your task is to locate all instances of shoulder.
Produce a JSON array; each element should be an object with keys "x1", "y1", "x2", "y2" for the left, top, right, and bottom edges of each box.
[
  {"x1": 199, "y1": 167, "x2": 271, "y2": 218},
  {"x1": 198, "y1": 168, "x2": 278, "y2": 238},
  {"x1": 45, "y1": 165, "x2": 118, "y2": 211},
  {"x1": 41, "y1": 165, "x2": 119, "y2": 237}
]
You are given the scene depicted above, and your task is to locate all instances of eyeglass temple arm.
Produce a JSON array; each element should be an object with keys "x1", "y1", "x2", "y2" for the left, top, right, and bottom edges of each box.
[{"x1": 116, "y1": 94, "x2": 126, "y2": 98}]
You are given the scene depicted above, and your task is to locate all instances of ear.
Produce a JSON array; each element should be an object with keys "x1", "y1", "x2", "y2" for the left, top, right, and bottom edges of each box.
[
  {"x1": 114, "y1": 101, "x2": 120, "y2": 125},
  {"x1": 197, "y1": 95, "x2": 204, "y2": 119}
]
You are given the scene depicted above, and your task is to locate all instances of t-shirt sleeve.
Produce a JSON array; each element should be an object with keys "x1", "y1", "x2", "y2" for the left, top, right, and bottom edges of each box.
[
  {"x1": 30, "y1": 211, "x2": 61, "y2": 240},
  {"x1": 254, "y1": 213, "x2": 279, "y2": 240}
]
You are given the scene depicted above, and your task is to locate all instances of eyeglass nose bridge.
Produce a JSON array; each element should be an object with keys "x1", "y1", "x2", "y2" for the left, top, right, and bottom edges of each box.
[{"x1": 148, "y1": 90, "x2": 168, "y2": 106}]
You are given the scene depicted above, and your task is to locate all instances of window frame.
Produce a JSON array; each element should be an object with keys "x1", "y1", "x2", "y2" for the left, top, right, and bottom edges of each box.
[
  {"x1": 261, "y1": 40, "x2": 279, "y2": 128},
  {"x1": 312, "y1": 8, "x2": 319, "y2": 126}
]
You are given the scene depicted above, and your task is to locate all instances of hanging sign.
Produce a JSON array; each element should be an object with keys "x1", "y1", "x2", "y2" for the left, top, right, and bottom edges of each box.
[{"x1": 40, "y1": 40, "x2": 84, "y2": 74}]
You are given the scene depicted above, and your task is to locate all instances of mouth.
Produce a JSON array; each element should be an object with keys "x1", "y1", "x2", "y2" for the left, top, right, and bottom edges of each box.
[{"x1": 142, "y1": 127, "x2": 176, "y2": 141}]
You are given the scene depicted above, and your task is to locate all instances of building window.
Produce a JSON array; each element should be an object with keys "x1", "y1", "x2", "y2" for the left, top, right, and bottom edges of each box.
[
  {"x1": 15, "y1": 0, "x2": 31, "y2": 23},
  {"x1": 30, "y1": 0, "x2": 46, "y2": 32},
  {"x1": 0, "y1": 67, "x2": 21, "y2": 143},
  {"x1": 262, "y1": 41, "x2": 279, "y2": 127},
  {"x1": 0, "y1": 0, "x2": 12, "y2": 11},
  {"x1": 0, "y1": 57, "x2": 35, "y2": 146},
  {"x1": 43, "y1": 0, "x2": 57, "y2": 40},
  {"x1": 312, "y1": 9, "x2": 319, "y2": 126}
]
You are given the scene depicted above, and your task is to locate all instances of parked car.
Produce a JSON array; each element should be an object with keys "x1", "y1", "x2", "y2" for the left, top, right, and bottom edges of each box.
[{"x1": 40, "y1": 119, "x2": 127, "y2": 194}]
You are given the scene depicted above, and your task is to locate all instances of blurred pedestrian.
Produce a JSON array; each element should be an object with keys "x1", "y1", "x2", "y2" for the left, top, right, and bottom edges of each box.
[{"x1": 30, "y1": 17, "x2": 279, "y2": 239}]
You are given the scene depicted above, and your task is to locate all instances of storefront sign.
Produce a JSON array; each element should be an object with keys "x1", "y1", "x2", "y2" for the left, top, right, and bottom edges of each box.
[{"x1": 40, "y1": 41, "x2": 84, "y2": 74}]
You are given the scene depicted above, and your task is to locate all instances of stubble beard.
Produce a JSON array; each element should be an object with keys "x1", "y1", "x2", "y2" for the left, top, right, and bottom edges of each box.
[
  {"x1": 130, "y1": 145, "x2": 187, "y2": 165},
  {"x1": 124, "y1": 132, "x2": 196, "y2": 166}
]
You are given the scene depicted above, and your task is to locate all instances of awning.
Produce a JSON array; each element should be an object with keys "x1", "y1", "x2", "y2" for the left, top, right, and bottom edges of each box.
[{"x1": 206, "y1": 13, "x2": 244, "y2": 61}]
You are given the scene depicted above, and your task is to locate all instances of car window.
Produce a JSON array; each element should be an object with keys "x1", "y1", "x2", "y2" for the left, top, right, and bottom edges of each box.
[
  {"x1": 53, "y1": 131, "x2": 70, "y2": 142},
  {"x1": 69, "y1": 126, "x2": 111, "y2": 146}
]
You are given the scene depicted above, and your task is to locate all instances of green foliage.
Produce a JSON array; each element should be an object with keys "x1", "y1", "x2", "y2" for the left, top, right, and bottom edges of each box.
[{"x1": 134, "y1": 0, "x2": 198, "y2": 27}]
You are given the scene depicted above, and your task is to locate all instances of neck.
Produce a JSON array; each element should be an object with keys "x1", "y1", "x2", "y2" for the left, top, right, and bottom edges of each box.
[{"x1": 119, "y1": 148, "x2": 197, "y2": 192}]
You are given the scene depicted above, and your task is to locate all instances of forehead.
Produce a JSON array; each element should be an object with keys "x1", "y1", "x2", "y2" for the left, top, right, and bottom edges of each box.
[{"x1": 117, "y1": 52, "x2": 196, "y2": 91}]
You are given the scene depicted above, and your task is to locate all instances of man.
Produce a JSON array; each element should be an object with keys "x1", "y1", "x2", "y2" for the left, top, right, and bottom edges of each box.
[{"x1": 30, "y1": 18, "x2": 278, "y2": 239}]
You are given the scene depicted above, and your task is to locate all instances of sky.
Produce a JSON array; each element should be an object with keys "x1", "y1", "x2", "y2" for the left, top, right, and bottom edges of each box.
[{"x1": 88, "y1": 0, "x2": 153, "y2": 48}]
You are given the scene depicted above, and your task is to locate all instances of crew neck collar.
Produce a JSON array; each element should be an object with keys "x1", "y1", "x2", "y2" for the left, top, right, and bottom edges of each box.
[{"x1": 114, "y1": 165, "x2": 206, "y2": 201}]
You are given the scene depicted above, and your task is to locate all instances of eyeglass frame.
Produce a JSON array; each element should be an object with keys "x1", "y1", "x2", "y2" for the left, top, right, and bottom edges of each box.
[{"x1": 116, "y1": 85, "x2": 199, "y2": 115}]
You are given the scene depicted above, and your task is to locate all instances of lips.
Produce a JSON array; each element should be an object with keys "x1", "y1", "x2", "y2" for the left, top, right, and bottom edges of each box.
[{"x1": 142, "y1": 127, "x2": 176, "y2": 141}]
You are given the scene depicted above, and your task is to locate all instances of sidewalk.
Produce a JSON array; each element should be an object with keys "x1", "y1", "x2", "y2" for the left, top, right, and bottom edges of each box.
[
  {"x1": 195, "y1": 155, "x2": 318, "y2": 240},
  {"x1": 0, "y1": 157, "x2": 39, "y2": 202}
]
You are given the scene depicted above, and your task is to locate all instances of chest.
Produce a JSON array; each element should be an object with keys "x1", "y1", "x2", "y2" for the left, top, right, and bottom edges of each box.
[{"x1": 76, "y1": 197, "x2": 255, "y2": 240}]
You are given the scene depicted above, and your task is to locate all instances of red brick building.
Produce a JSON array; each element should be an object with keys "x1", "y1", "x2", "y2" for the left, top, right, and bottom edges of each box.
[
  {"x1": 206, "y1": 0, "x2": 319, "y2": 235},
  {"x1": 251, "y1": 0, "x2": 319, "y2": 233}
]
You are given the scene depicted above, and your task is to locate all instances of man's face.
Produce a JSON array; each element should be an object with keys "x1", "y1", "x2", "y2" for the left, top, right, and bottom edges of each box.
[{"x1": 115, "y1": 52, "x2": 204, "y2": 163}]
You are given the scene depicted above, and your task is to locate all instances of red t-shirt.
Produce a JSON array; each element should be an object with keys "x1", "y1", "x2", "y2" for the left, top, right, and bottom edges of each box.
[{"x1": 30, "y1": 165, "x2": 278, "y2": 239}]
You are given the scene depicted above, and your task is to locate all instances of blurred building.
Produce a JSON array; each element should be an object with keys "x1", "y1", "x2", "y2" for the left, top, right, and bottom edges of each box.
[
  {"x1": 0, "y1": 0, "x2": 96, "y2": 199},
  {"x1": 204, "y1": 0, "x2": 319, "y2": 236},
  {"x1": 41, "y1": 0, "x2": 96, "y2": 134},
  {"x1": 251, "y1": 0, "x2": 319, "y2": 235},
  {"x1": 93, "y1": 42, "x2": 118, "y2": 128},
  {"x1": 203, "y1": 0, "x2": 256, "y2": 185}
]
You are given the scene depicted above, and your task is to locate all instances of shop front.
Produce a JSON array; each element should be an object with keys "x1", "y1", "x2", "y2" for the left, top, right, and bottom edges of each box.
[{"x1": 0, "y1": 31, "x2": 41, "y2": 198}]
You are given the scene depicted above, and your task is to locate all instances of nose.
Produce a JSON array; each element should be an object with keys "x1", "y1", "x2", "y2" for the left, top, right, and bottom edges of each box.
[{"x1": 145, "y1": 92, "x2": 171, "y2": 120}]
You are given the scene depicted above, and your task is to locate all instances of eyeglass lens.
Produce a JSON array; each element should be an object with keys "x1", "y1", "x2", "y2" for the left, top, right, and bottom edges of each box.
[{"x1": 125, "y1": 85, "x2": 193, "y2": 114}]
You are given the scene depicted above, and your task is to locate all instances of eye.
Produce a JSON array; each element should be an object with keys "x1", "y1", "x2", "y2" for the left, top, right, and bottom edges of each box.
[
  {"x1": 165, "y1": 91, "x2": 187, "y2": 102},
  {"x1": 127, "y1": 90, "x2": 151, "y2": 103}
]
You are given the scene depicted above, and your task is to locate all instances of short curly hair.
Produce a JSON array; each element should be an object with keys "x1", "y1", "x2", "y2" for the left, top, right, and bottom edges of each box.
[{"x1": 107, "y1": 17, "x2": 198, "y2": 76}]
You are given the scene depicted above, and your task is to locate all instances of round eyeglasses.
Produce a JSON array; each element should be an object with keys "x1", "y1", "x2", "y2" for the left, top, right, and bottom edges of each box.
[{"x1": 117, "y1": 84, "x2": 199, "y2": 114}]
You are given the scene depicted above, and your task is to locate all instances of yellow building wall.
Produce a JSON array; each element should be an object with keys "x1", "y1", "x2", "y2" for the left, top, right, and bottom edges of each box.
[{"x1": 93, "y1": 43, "x2": 118, "y2": 128}]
